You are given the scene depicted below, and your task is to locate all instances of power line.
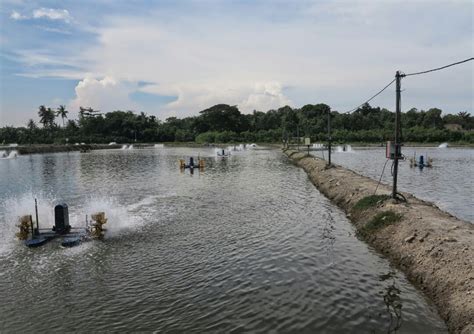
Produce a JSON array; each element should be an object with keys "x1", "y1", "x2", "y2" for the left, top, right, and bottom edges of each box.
[
  {"x1": 343, "y1": 78, "x2": 396, "y2": 113},
  {"x1": 403, "y1": 57, "x2": 473, "y2": 77},
  {"x1": 338, "y1": 57, "x2": 472, "y2": 114}
]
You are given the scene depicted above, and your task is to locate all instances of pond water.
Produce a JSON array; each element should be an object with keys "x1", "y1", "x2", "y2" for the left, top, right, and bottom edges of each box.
[
  {"x1": 0, "y1": 147, "x2": 446, "y2": 332},
  {"x1": 312, "y1": 146, "x2": 473, "y2": 222}
]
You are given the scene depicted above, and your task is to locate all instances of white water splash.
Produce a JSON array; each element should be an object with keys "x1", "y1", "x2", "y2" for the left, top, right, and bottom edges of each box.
[
  {"x1": 335, "y1": 145, "x2": 353, "y2": 153},
  {"x1": 227, "y1": 144, "x2": 245, "y2": 152},
  {"x1": 248, "y1": 143, "x2": 257, "y2": 149},
  {"x1": 312, "y1": 143, "x2": 325, "y2": 149},
  {"x1": 0, "y1": 150, "x2": 18, "y2": 159},
  {"x1": 154, "y1": 144, "x2": 164, "y2": 148},
  {"x1": 215, "y1": 148, "x2": 230, "y2": 157},
  {"x1": 0, "y1": 194, "x2": 54, "y2": 255},
  {"x1": 438, "y1": 142, "x2": 448, "y2": 148},
  {"x1": 80, "y1": 196, "x2": 142, "y2": 238},
  {"x1": 0, "y1": 193, "x2": 142, "y2": 254},
  {"x1": 121, "y1": 145, "x2": 128, "y2": 149}
]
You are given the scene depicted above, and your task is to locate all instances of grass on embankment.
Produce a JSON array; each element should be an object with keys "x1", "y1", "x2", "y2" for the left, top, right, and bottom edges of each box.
[
  {"x1": 352, "y1": 194, "x2": 390, "y2": 211},
  {"x1": 351, "y1": 195, "x2": 402, "y2": 238},
  {"x1": 358, "y1": 210, "x2": 402, "y2": 237}
]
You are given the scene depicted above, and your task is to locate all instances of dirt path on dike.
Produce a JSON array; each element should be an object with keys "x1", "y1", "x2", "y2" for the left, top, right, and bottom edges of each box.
[{"x1": 283, "y1": 149, "x2": 473, "y2": 333}]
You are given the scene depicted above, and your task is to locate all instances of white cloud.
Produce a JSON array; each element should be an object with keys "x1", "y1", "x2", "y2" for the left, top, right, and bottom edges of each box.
[
  {"x1": 32, "y1": 8, "x2": 72, "y2": 23},
  {"x1": 139, "y1": 80, "x2": 291, "y2": 116},
  {"x1": 68, "y1": 77, "x2": 138, "y2": 117},
  {"x1": 9, "y1": 8, "x2": 72, "y2": 23},
  {"x1": 14, "y1": 49, "x2": 75, "y2": 67},
  {"x1": 36, "y1": 25, "x2": 72, "y2": 34},
  {"x1": 6, "y1": 1, "x2": 473, "y2": 124},
  {"x1": 240, "y1": 82, "x2": 291, "y2": 112},
  {"x1": 76, "y1": 6, "x2": 470, "y2": 117},
  {"x1": 10, "y1": 10, "x2": 26, "y2": 20}
]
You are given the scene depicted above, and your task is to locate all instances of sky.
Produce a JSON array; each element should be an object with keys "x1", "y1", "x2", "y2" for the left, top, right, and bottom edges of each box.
[{"x1": 0, "y1": 0, "x2": 472, "y2": 126}]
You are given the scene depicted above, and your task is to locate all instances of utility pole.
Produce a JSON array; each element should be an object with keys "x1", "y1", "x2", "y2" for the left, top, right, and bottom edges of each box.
[
  {"x1": 296, "y1": 125, "x2": 300, "y2": 151},
  {"x1": 392, "y1": 71, "x2": 402, "y2": 199},
  {"x1": 327, "y1": 109, "x2": 331, "y2": 166}
]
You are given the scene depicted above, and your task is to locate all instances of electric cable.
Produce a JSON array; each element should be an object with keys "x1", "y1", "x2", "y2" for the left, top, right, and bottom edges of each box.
[
  {"x1": 374, "y1": 159, "x2": 390, "y2": 195},
  {"x1": 394, "y1": 192, "x2": 407, "y2": 202},
  {"x1": 403, "y1": 57, "x2": 473, "y2": 77},
  {"x1": 343, "y1": 78, "x2": 396, "y2": 114}
]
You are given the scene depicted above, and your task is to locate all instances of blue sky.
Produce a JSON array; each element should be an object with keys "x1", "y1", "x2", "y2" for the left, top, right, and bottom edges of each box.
[{"x1": 0, "y1": 0, "x2": 472, "y2": 126}]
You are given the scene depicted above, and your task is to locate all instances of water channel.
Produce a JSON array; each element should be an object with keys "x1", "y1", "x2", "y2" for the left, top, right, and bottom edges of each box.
[{"x1": 314, "y1": 146, "x2": 473, "y2": 222}]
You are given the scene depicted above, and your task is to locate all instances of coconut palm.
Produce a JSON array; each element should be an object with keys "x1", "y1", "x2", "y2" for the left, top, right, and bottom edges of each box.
[
  {"x1": 26, "y1": 119, "x2": 37, "y2": 130},
  {"x1": 56, "y1": 105, "x2": 68, "y2": 127},
  {"x1": 47, "y1": 107, "x2": 56, "y2": 127},
  {"x1": 37, "y1": 105, "x2": 55, "y2": 128}
]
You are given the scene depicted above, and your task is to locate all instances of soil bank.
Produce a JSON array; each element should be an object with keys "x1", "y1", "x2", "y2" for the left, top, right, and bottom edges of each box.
[{"x1": 283, "y1": 149, "x2": 473, "y2": 333}]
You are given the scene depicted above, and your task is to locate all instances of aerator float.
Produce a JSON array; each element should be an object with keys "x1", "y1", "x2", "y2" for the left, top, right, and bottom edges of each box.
[
  {"x1": 179, "y1": 156, "x2": 205, "y2": 174},
  {"x1": 16, "y1": 199, "x2": 108, "y2": 248}
]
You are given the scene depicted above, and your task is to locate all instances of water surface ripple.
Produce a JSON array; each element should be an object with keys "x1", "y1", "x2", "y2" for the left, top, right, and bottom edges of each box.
[
  {"x1": 0, "y1": 148, "x2": 446, "y2": 333},
  {"x1": 316, "y1": 147, "x2": 473, "y2": 222}
]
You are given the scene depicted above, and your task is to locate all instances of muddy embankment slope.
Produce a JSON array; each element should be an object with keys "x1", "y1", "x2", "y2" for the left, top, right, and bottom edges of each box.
[{"x1": 283, "y1": 149, "x2": 473, "y2": 333}]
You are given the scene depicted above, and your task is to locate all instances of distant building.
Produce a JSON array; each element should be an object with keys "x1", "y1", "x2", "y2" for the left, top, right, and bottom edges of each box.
[{"x1": 444, "y1": 123, "x2": 463, "y2": 131}]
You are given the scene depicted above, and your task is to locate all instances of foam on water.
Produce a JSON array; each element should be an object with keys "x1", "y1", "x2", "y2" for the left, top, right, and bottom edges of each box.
[
  {"x1": 335, "y1": 145, "x2": 353, "y2": 153},
  {"x1": 0, "y1": 150, "x2": 18, "y2": 159},
  {"x1": 227, "y1": 144, "x2": 246, "y2": 152},
  {"x1": 154, "y1": 144, "x2": 164, "y2": 148},
  {"x1": 438, "y1": 142, "x2": 449, "y2": 148},
  {"x1": 0, "y1": 193, "x2": 143, "y2": 255},
  {"x1": 80, "y1": 196, "x2": 142, "y2": 238},
  {"x1": 121, "y1": 145, "x2": 128, "y2": 149},
  {"x1": 0, "y1": 193, "x2": 54, "y2": 255},
  {"x1": 215, "y1": 147, "x2": 230, "y2": 156}
]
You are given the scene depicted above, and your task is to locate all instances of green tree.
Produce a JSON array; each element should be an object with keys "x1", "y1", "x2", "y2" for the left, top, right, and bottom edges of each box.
[
  {"x1": 422, "y1": 108, "x2": 443, "y2": 129},
  {"x1": 198, "y1": 104, "x2": 246, "y2": 132},
  {"x1": 280, "y1": 106, "x2": 298, "y2": 136}
]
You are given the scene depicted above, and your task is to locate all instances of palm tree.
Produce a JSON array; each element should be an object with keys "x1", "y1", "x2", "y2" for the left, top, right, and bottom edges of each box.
[
  {"x1": 46, "y1": 107, "x2": 56, "y2": 127},
  {"x1": 26, "y1": 119, "x2": 37, "y2": 130},
  {"x1": 25, "y1": 119, "x2": 37, "y2": 144},
  {"x1": 37, "y1": 105, "x2": 55, "y2": 128},
  {"x1": 56, "y1": 105, "x2": 68, "y2": 127},
  {"x1": 38, "y1": 105, "x2": 48, "y2": 127}
]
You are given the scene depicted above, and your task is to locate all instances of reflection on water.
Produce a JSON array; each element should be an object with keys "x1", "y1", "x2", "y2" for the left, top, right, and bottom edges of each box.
[
  {"x1": 313, "y1": 147, "x2": 473, "y2": 222},
  {"x1": 0, "y1": 148, "x2": 446, "y2": 332},
  {"x1": 320, "y1": 208, "x2": 336, "y2": 263},
  {"x1": 379, "y1": 271, "x2": 403, "y2": 334}
]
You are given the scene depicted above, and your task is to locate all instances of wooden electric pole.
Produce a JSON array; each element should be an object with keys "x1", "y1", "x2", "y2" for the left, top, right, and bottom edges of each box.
[
  {"x1": 327, "y1": 109, "x2": 332, "y2": 166},
  {"x1": 392, "y1": 71, "x2": 402, "y2": 199},
  {"x1": 297, "y1": 125, "x2": 300, "y2": 151}
]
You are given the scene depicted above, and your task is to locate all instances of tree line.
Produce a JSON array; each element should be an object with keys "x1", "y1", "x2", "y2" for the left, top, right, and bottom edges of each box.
[{"x1": 1, "y1": 103, "x2": 473, "y2": 145}]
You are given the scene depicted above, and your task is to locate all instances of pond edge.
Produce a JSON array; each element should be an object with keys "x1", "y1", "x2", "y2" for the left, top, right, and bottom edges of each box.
[{"x1": 283, "y1": 149, "x2": 473, "y2": 334}]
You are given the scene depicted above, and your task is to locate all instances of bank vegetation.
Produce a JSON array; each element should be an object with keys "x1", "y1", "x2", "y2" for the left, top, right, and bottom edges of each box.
[{"x1": 1, "y1": 103, "x2": 473, "y2": 145}]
